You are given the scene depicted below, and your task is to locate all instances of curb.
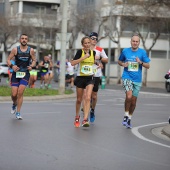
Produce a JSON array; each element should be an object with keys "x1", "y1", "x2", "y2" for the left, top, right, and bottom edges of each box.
[
  {"x1": 0, "y1": 93, "x2": 76, "y2": 102},
  {"x1": 162, "y1": 125, "x2": 170, "y2": 138}
]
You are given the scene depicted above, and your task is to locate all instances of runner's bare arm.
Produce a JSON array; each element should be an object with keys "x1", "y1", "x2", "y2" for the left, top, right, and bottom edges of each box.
[
  {"x1": 101, "y1": 57, "x2": 108, "y2": 63},
  {"x1": 136, "y1": 57, "x2": 150, "y2": 69},
  {"x1": 30, "y1": 48, "x2": 36, "y2": 67},
  {"x1": 49, "y1": 60, "x2": 53, "y2": 68},
  {"x1": 118, "y1": 60, "x2": 128, "y2": 67},
  {"x1": 7, "y1": 48, "x2": 17, "y2": 67},
  {"x1": 71, "y1": 54, "x2": 90, "y2": 66},
  {"x1": 39, "y1": 61, "x2": 44, "y2": 67}
]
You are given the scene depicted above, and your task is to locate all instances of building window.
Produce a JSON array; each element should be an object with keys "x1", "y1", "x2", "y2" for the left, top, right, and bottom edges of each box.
[
  {"x1": 0, "y1": 1, "x2": 5, "y2": 15},
  {"x1": 137, "y1": 23, "x2": 149, "y2": 33},
  {"x1": 151, "y1": 50, "x2": 167, "y2": 59},
  {"x1": 104, "y1": 48, "x2": 115, "y2": 62},
  {"x1": 36, "y1": 6, "x2": 46, "y2": 16}
]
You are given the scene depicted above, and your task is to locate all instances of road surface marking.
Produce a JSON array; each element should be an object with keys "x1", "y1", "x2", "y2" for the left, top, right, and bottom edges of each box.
[{"x1": 132, "y1": 122, "x2": 170, "y2": 149}]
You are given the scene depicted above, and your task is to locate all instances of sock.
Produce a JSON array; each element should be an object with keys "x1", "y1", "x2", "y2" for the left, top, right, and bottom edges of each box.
[
  {"x1": 128, "y1": 115, "x2": 132, "y2": 119},
  {"x1": 124, "y1": 111, "x2": 129, "y2": 117}
]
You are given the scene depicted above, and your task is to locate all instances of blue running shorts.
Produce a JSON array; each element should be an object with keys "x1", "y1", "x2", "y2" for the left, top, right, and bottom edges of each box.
[
  {"x1": 11, "y1": 72, "x2": 30, "y2": 87},
  {"x1": 122, "y1": 79, "x2": 142, "y2": 97}
]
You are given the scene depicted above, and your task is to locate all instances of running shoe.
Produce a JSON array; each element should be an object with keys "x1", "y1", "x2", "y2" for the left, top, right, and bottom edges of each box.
[
  {"x1": 48, "y1": 84, "x2": 51, "y2": 88},
  {"x1": 74, "y1": 116, "x2": 80, "y2": 127},
  {"x1": 31, "y1": 84, "x2": 35, "y2": 88},
  {"x1": 82, "y1": 119, "x2": 90, "y2": 127},
  {"x1": 90, "y1": 109, "x2": 95, "y2": 123},
  {"x1": 16, "y1": 112, "x2": 22, "y2": 120},
  {"x1": 122, "y1": 116, "x2": 128, "y2": 126},
  {"x1": 125, "y1": 118, "x2": 132, "y2": 129},
  {"x1": 11, "y1": 104, "x2": 17, "y2": 114},
  {"x1": 6, "y1": 79, "x2": 9, "y2": 84},
  {"x1": 45, "y1": 84, "x2": 48, "y2": 89}
]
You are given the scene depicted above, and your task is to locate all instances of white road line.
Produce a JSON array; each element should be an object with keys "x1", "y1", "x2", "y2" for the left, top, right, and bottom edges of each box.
[
  {"x1": 104, "y1": 89, "x2": 170, "y2": 97},
  {"x1": 140, "y1": 91, "x2": 170, "y2": 97},
  {"x1": 132, "y1": 122, "x2": 170, "y2": 149},
  {"x1": 26, "y1": 111, "x2": 61, "y2": 115},
  {"x1": 144, "y1": 104, "x2": 167, "y2": 106}
]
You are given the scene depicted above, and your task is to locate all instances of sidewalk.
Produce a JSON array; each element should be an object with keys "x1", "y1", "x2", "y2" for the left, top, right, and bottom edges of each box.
[{"x1": 162, "y1": 124, "x2": 170, "y2": 138}]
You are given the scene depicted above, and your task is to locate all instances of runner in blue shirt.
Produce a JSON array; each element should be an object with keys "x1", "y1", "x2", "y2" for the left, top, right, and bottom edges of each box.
[{"x1": 118, "y1": 34, "x2": 150, "y2": 128}]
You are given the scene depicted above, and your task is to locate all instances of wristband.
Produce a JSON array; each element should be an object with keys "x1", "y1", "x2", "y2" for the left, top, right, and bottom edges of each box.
[{"x1": 10, "y1": 64, "x2": 14, "y2": 68}]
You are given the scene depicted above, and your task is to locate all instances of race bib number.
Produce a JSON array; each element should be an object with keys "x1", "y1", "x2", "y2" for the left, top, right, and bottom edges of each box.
[
  {"x1": 16, "y1": 72, "x2": 26, "y2": 78},
  {"x1": 128, "y1": 62, "x2": 139, "y2": 71},
  {"x1": 81, "y1": 65, "x2": 93, "y2": 75},
  {"x1": 44, "y1": 63, "x2": 49, "y2": 68}
]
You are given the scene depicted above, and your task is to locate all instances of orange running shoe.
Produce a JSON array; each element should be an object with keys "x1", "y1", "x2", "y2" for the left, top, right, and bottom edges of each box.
[
  {"x1": 74, "y1": 116, "x2": 80, "y2": 127},
  {"x1": 31, "y1": 84, "x2": 35, "y2": 88}
]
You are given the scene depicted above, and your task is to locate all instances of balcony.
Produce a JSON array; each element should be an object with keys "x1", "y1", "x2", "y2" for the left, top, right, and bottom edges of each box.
[
  {"x1": 9, "y1": 13, "x2": 60, "y2": 28},
  {"x1": 9, "y1": 0, "x2": 60, "y2": 3}
]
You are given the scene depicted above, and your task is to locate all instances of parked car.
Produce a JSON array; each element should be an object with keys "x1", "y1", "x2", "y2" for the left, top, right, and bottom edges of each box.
[{"x1": 0, "y1": 63, "x2": 8, "y2": 77}]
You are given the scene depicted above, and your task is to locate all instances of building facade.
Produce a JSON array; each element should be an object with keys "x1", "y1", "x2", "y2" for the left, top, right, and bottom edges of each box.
[
  {"x1": 0, "y1": 0, "x2": 61, "y2": 62},
  {"x1": 71, "y1": 0, "x2": 170, "y2": 82},
  {"x1": 0, "y1": 0, "x2": 170, "y2": 82}
]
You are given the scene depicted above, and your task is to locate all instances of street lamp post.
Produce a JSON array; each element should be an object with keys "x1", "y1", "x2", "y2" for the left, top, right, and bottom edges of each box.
[
  {"x1": 106, "y1": 36, "x2": 111, "y2": 84},
  {"x1": 59, "y1": 0, "x2": 68, "y2": 94}
]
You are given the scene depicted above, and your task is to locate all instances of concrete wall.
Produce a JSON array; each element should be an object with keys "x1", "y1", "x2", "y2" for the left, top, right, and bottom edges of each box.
[
  {"x1": 108, "y1": 59, "x2": 169, "y2": 82},
  {"x1": 148, "y1": 59, "x2": 169, "y2": 82}
]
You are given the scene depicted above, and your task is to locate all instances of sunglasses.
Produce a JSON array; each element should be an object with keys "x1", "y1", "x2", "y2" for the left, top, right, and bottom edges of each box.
[{"x1": 91, "y1": 37, "x2": 98, "y2": 41}]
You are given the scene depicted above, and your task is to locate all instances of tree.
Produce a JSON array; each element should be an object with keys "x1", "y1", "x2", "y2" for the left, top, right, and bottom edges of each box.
[
  {"x1": 0, "y1": 16, "x2": 18, "y2": 62},
  {"x1": 108, "y1": 0, "x2": 170, "y2": 86},
  {"x1": 121, "y1": 0, "x2": 170, "y2": 86}
]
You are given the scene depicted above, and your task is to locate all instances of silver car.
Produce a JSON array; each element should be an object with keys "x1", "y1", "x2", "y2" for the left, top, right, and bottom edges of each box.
[{"x1": 0, "y1": 63, "x2": 8, "y2": 77}]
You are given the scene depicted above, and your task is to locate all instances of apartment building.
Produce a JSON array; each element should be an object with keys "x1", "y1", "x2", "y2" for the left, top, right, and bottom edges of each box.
[
  {"x1": 0, "y1": 0, "x2": 170, "y2": 82},
  {"x1": 73, "y1": 0, "x2": 170, "y2": 82},
  {"x1": 0, "y1": 0, "x2": 61, "y2": 62},
  {"x1": 101, "y1": 0, "x2": 170, "y2": 82}
]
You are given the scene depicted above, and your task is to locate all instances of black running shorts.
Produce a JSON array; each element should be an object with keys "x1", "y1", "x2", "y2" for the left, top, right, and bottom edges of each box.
[
  {"x1": 93, "y1": 77, "x2": 101, "y2": 92},
  {"x1": 74, "y1": 76, "x2": 95, "y2": 89}
]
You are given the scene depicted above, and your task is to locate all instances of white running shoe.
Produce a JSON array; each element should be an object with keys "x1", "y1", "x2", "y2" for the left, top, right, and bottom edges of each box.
[
  {"x1": 40, "y1": 84, "x2": 43, "y2": 89},
  {"x1": 11, "y1": 104, "x2": 17, "y2": 114},
  {"x1": 45, "y1": 84, "x2": 48, "y2": 89},
  {"x1": 16, "y1": 112, "x2": 22, "y2": 120}
]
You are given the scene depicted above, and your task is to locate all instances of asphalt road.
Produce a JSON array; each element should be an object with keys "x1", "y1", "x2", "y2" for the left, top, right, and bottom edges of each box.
[{"x1": 0, "y1": 83, "x2": 170, "y2": 170}]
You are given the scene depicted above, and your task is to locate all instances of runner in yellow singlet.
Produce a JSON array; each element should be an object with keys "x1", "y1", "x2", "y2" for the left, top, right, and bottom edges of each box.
[{"x1": 71, "y1": 36, "x2": 96, "y2": 127}]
